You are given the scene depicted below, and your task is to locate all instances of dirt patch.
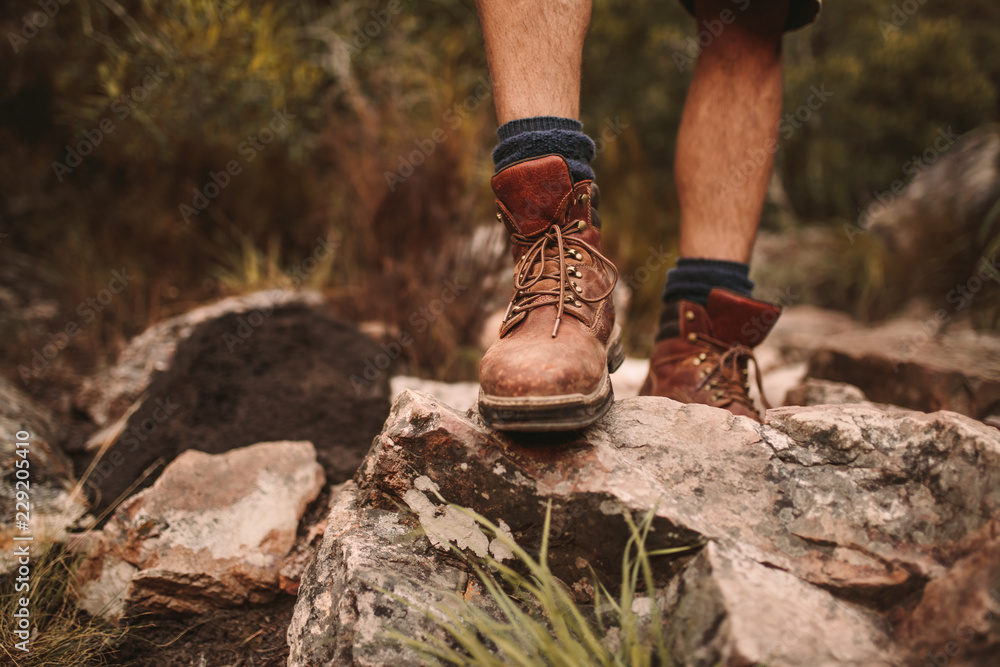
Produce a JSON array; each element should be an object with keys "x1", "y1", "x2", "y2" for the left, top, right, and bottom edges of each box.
[
  {"x1": 111, "y1": 596, "x2": 296, "y2": 667},
  {"x1": 81, "y1": 305, "x2": 392, "y2": 514}
]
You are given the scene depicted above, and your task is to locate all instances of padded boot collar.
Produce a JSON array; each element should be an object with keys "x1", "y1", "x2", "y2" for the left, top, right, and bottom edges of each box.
[
  {"x1": 491, "y1": 155, "x2": 577, "y2": 237},
  {"x1": 678, "y1": 288, "x2": 783, "y2": 348}
]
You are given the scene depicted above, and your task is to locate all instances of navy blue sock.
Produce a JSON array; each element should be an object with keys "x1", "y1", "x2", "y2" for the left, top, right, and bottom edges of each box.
[
  {"x1": 661, "y1": 258, "x2": 754, "y2": 306},
  {"x1": 492, "y1": 116, "x2": 596, "y2": 183}
]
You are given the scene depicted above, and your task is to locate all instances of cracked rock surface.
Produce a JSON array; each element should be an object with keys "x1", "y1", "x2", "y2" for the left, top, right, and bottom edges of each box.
[
  {"x1": 291, "y1": 390, "x2": 1000, "y2": 666},
  {"x1": 287, "y1": 481, "x2": 487, "y2": 667}
]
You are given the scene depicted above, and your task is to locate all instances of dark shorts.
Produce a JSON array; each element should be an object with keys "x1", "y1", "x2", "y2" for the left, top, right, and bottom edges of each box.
[{"x1": 679, "y1": 0, "x2": 822, "y2": 32}]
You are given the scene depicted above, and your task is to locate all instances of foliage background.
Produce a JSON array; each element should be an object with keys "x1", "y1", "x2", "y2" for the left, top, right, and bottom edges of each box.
[{"x1": 1, "y1": 0, "x2": 998, "y2": 388}]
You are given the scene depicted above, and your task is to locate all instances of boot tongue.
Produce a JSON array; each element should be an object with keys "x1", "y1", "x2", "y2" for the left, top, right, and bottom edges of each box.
[
  {"x1": 705, "y1": 288, "x2": 782, "y2": 347},
  {"x1": 491, "y1": 155, "x2": 574, "y2": 237}
]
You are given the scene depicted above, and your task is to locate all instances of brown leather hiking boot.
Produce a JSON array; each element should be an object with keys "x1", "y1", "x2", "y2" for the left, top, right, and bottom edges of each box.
[
  {"x1": 478, "y1": 155, "x2": 623, "y2": 431},
  {"x1": 639, "y1": 288, "x2": 781, "y2": 421}
]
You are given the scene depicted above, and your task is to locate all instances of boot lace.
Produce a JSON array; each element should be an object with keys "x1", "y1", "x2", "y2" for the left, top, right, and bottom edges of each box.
[
  {"x1": 504, "y1": 218, "x2": 617, "y2": 338},
  {"x1": 693, "y1": 341, "x2": 771, "y2": 411}
]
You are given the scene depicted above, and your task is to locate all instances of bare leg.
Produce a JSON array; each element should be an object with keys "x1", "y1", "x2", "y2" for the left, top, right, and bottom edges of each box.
[
  {"x1": 476, "y1": 0, "x2": 622, "y2": 432},
  {"x1": 475, "y1": 0, "x2": 592, "y2": 124},
  {"x1": 676, "y1": 0, "x2": 790, "y2": 263}
]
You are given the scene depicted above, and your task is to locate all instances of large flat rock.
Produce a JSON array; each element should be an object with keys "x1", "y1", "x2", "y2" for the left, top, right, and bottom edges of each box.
[
  {"x1": 291, "y1": 390, "x2": 1000, "y2": 665},
  {"x1": 360, "y1": 393, "x2": 999, "y2": 599}
]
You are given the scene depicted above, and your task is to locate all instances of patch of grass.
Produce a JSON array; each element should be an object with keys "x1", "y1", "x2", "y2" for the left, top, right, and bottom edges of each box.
[
  {"x1": 385, "y1": 503, "x2": 700, "y2": 666},
  {"x1": 0, "y1": 541, "x2": 127, "y2": 666}
]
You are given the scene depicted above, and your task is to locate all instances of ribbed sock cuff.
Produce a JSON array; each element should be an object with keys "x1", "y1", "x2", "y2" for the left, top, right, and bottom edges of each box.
[
  {"x1": 493, "y1": 116, "x2": 596, "y2": 183},
  {"x1": 661, "y1": 258, "x2": 754, "y2": 306},
  {"x1": 497, "y1": 116, "x2": 584, "y2": 140}
]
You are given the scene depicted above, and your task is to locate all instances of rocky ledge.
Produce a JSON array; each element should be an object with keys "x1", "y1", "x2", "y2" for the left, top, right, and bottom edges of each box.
[{"x1": 289, "y1": 390, "x2": 1000, "y2": 666}]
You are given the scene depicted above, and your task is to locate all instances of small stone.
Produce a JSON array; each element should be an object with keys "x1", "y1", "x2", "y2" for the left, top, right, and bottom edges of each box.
[
  {"x1": 75, "y1": 441, "x2": 324, "y2": 618},
  {"x1": 784, "y1": 378, "x2": 870, "y2": 406}
]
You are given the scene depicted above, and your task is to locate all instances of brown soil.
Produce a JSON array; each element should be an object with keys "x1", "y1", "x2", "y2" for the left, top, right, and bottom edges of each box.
[{"x1": 110, "y1": 596, "x2": 297, "y2": 667}]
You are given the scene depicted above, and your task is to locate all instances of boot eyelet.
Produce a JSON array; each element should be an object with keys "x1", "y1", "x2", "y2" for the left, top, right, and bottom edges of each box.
[
  {"x1": 574, "y1": 251, "x2": 583, "y2": 260},
  {"x1": 698, "y1": 352, "x2": 707, "y2": 360},
  {"x1": 574, "y1": 299, "x2": 582, "y2": 307},
  {"x1": 687, "y1": 333, "x2": 697, "y2": 342},
  {"x1": 685, "y1": 311, "x2": 695, "y2": 321},
  {"x1": 578, "y1": 193, "x2": 589, "y2": 205},
  {"x1": 693, "y1": 359, "x2": 701, "y2": 366},
  {"x1": 575, "y1": 220, "x2": 587, "y2": 231}
]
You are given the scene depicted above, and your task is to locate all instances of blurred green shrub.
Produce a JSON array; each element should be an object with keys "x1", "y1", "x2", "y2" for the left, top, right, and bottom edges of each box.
[{"x1": 0, "y1": 0, "x2": 997, "y2": 383}]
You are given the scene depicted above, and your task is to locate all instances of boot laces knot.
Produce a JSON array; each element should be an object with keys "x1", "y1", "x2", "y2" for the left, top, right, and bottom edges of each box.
[{"x1": 692, "y1": 338, "x2": 770, "y2": 411}]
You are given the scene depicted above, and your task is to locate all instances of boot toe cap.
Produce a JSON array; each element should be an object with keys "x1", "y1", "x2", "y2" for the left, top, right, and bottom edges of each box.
[{"x1": 479, "y1": 336, "x2": 605, "y2": 399}]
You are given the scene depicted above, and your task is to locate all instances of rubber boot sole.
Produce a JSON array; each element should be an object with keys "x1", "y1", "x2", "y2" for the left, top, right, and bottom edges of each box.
[{"x1": 478, "y1": 325, "x2": 625, "y2": 432}]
